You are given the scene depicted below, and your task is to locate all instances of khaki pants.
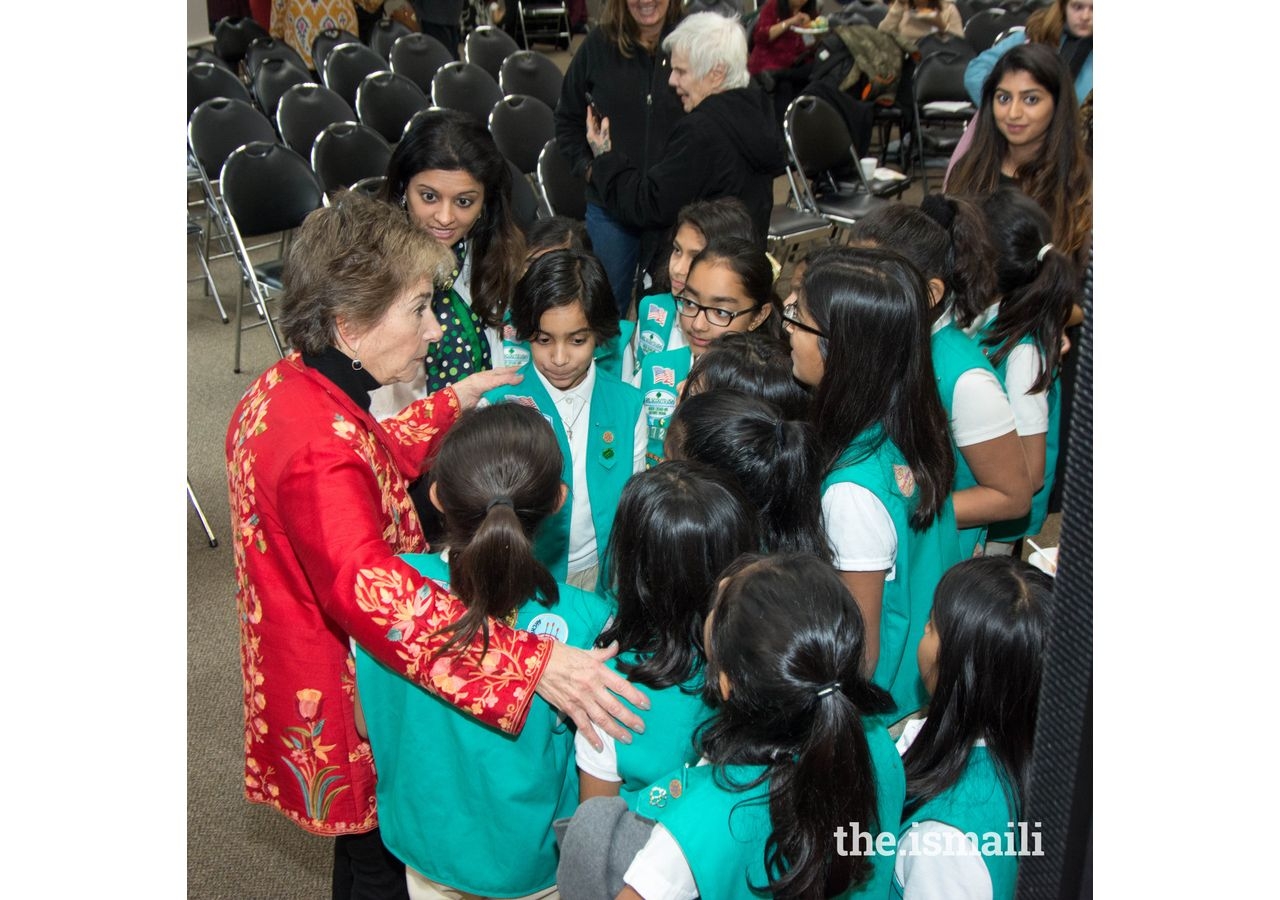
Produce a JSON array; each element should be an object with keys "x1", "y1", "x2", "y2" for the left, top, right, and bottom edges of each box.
[{"x1": 406, "y1": 868, "x2": 560, "y2": 900}]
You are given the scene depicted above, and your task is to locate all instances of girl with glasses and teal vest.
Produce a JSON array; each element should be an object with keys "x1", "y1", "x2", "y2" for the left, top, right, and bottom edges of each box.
[
  {"x1": 784, "y1": 246, "x2": 963, "y2": 721},
  {"x1": 969, "y1": 188, "x2": 1077, "y2": 555},
  {"x1": 893, "y1": 556, "x2": 1053, "y2": 900},
  {"x1": 632, "y1": 197, "x2": 758, "y2": 369},
  {"x1": 848, "y1": 197, "x2": 1033, "y2": 560},
  {"x1": 484, "y1": 248, "x2": 646, "y2": 592},
  {"x1": 574, "y1": 462, "x2": 760, "y2": 808},
  {"x1": 636, "y1": 235, "x2": 781, "y2": 467},
  {"x1": 505, "y1": 218, "x2": 638, "y2": 382},
  {"x1": 620, "y1": 553, "x2": 905, "y2": 900},
  {"x1": 353, "y1": 403, "x2": 613, "y2": 900}
]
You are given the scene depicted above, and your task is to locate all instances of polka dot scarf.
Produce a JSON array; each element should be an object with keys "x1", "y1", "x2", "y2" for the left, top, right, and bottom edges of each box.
[{"x1": 423, "y1": 243, "x2": 492, "y2": 394}]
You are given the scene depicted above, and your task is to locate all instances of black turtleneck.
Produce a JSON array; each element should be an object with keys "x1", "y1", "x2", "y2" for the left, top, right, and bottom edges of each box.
[{"x1": 302, "y1": 345, "x2": 383, "y2": 412}]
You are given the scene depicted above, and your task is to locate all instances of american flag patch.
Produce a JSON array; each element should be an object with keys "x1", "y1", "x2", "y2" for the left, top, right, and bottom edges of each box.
[
  {"x1": 503, "y1": 324, "x2": 518, "y2": 340},
  {"x1": 653, "y1": 367, "x2": 675, "y2": 387},
  {"x1": 505, "y1": 395, "x2": 538, "y2": 409},
  {"x1": 647, "y1": 305, "x2": 668, "y2": 327}
]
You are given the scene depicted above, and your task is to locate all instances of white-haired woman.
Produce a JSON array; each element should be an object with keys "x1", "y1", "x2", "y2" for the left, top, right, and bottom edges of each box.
[{"x1": 586, "y1": 11, "x2": 786, "y2": 287}]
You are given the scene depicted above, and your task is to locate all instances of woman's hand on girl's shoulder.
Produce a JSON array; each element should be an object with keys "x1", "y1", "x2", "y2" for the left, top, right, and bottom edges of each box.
[
  {"x1": 536, "y1": 641, "x2": 650, "y2": 751},
  {"x1": 451, "y1": 366, "x2": 523, "y2": 410}
]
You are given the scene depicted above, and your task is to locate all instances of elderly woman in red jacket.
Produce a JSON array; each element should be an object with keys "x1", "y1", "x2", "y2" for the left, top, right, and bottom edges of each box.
[{"x1": 226, "y1": 192, "x2": 647, "y2": 898}]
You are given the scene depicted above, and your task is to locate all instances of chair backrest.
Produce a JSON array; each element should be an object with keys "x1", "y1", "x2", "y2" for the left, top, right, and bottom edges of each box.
[
  {"x1": 277, "y1": 82, "x2": 357, "y2": 153},
  {"x1": 323, "y1": 41, "x2": 389, "y2": 107},
  {"x1": 389, "y1": 32, "x2": 455, "y2": 94},
  {"x1": 431, "y1": 61, "x2": 504, "y2": 127},
  {"x1": 220, "y1": 141, "x2": 326, "y2": 239},
  {"x1": 253, "y1": 57, "x2": 313, "y2": 121},
  {"x1": 498, "y1": 49, "x2": 564, "y2": 110},
  {"x1": 369, "y1": 17, "x2": 413, "y2": 62},
  {"x1": 212, "y1": 15, "x2": 270, "y2": 69},
  {"x1": 188, "y1": 60, "x2": 252, "y2": 118},
  {"x1": 913, "y1": 50, "x2": 973, "y2": 107},
  {"x1": 189, "y1": 97, "x2": 278, "y2": 179},
  {"x1": 956, "y1": 0, "x2": 1005, "y2": 23},
  {"x1": 311, "y1": 27, "x2": 362, "y2": 77},
  {"x1": 350, "y1": 174, "x2": 388, "y2": 198},
  {"x1": 784, "y1": 93, "x2": 856, "y2": 182},
  {"x1": 916, "y1": 32, "x2": 976, "y2": 64},
  {"x1": 964, "y1": 8, "x2": 1016, "y2": 52},
  {"x1": 463, "y1": 25, "x2": 521, "y2": 81},
  {"x1": 536, "y1": 137, "x2": 586, "y2": 220},
  {"x1": 489, "y1": 94, "x2": 556, "y2": 175},
  {"x1": 356, "y1": 70, "x2": 431, "y2": 143},
  {"x1": 311, "y1": 121, "x2": 394, "y2": 193},
  {"x1": 992, "y1": 24, "x2": 1026, "y2": 46},
  {"x1": 244, "y1": 37, "x2": 309, "y2": 80},
  {"x1": 841, "y1": 0, "x2": 889, "y2": 28},
  {"x1": 188, "y1": 46, "x2": 234, "y2": 73},
  {"x1": 506, "y1": 159, "x2": 542, "y2": 230}
]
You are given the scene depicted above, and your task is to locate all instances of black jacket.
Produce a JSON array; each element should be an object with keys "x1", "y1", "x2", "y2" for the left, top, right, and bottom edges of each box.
[
  {"x1": 590, "y1": 84, "x2": 788, "y2": 275},
  {"x1": 554, "y1": 26, "x2": 686, "y2": 209}
]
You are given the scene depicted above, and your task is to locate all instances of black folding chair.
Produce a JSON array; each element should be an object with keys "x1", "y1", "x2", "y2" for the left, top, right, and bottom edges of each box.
[
  {"x1": 244, "y1": 37, "x2": 309, "y2": 81},
  {"x1": 389, "y1": 32, "x2": 455, "y2": 95},
  {"x1": 220, "y1": 141, "x2": 326, "y2": 372},
  {"x1": 463, "y1": 25, "x2": 521, "y2": 81},
  {"x1": 489, "y1": 94, "x2": 556, "y2": 176},
  {"x1": 964, "y1": 8, "x2": 1025, "y2": 52},
  {"x1": 356, "y1": 70, "x2": 431, "y2": 144},
  {"x1": 277, "y1": 82, "x2": 356, "y2": 154},
  {"x1": 311, "y1": 121, "x2": 394, "y2": 194},
  {"x1": 507, "y1": 159, "x2": 544, "y2": 230},
  {"x1": 498, "y1": 50, "x2": 564, "y2": 111},
  {"x1": 252, "y1": 57, "x2": 312, "y2": 122},
  {"x1": 188, "y1": 60, "x2": 252, "y2": 119},
  {"x1": 536, "y1": 137, "x2": 586, "y2": 220},
  {"x1": 431, "y1": 61, "x2": 504, "y2": 127},
  {"x1": 323, "y1": 41, "x2": 388, "y2": 108},
  {"x1": 212, "y1": 15, "x2": 269, "y2": 71},
  {"x1": 369, "y1": 16, "x2": 413, "y2": 62},
  {"x1": 910, "y1": 50, "x2": 975, "y2": 193},
  {"x1": 311, "y1": 27, "x2": 361, "y2": 77},
  {"x1": 513, "y1": 0, "x2": 571, "y2": 51}
]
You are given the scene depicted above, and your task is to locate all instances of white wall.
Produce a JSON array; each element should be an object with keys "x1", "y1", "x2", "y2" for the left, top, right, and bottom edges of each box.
[{"x1": 189, "y1": 0, "x2": 214, "y2": 46}]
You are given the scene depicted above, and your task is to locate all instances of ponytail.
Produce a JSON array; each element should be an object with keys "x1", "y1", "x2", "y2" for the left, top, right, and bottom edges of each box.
[
  {"x1": 932, "y1": 195, "x2": 998, "y2": 329},
  {"x1": 426, "y1": 403, "x2": 564, "y2": 659},
  {"x1": 982, "y1": 246, "x2": 1074, "y2": 393},
  {"x1": 701, "y1": 554, "x2": 896, "y2": 900}
]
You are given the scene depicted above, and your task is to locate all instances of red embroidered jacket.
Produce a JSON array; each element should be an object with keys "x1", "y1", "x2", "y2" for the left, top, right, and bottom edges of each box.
[{"x1": 225, "y1": 354, "x2": 554, "y2": 836}]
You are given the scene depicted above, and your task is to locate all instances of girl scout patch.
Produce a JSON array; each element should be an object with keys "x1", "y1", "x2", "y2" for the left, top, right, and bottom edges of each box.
[
  {"x1": 525, "y1": 613, "x2": 569, "y2": 643},
  {"x1": 893, "y1": 464, "x2": 917, "y2": 498}
]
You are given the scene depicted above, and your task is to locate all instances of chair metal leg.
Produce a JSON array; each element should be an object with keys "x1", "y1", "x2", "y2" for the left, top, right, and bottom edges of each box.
[{"x1": 187, "y1": 478, "x2": 219, "y2": 548}]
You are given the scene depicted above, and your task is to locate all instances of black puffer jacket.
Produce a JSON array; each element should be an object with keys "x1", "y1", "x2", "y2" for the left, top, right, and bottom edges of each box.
[
  {"x1": 554, "y1": 25, "x2": 686, "y2": 209},
  {"x1": 590, "y1": 84, "x2": 787, "y2": 274}
]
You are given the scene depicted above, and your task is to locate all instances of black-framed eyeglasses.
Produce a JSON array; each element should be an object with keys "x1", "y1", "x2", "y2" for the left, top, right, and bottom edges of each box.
[
  {"x1": 674, "y1": 295, "x2": 760, "y2": 328},
  {"x1": 782, "y1": 301, "x2": 827, "y2": 338}
]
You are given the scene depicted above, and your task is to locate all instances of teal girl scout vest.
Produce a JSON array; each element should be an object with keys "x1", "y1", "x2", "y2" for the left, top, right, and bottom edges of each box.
[
  {"x1": 932, "y1": 321, "x2": 1009, "y2": 559},
  {"x1": 633, "y1": 723, "x2": 905, "y2": 900},
  {"x1": 822, "y1": 426, "x2": 964, "y2": 718},
  {"x1": 485, "y1": 361, "x2": 643, "y2": 584},
  {"x1": 501, "y1": 316, "x2": 637, "y2": 382},
  {"x1": 976, "y1": 329, "x2": 1061, "y2": 542},
  {"x1": 355, "y1": 552, "x2": 611, "y2": 897}
]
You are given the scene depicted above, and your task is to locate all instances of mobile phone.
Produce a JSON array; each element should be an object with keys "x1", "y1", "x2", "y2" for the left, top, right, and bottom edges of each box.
[{"x1": 585, "y1": 91, "x2": 603, "y2": 128}]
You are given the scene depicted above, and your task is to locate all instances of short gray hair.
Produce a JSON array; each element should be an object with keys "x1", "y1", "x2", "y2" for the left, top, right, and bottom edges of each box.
[{"x1": 662, "y1": 12, "x2": 750, "y2": 91}]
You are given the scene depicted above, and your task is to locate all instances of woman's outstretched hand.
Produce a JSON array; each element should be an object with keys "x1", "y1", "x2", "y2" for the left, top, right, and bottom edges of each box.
[
  {"x1": 536, "y1": 640, "x2": 649, "y2": 751},
  {"x1": 586, "y1": 112, "x2": 613, "y2": 158},
  {"x1": 451, "y1": 366, "x2": 523, "y2": 410}
]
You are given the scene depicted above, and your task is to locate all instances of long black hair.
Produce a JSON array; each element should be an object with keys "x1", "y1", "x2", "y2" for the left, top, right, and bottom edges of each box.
[
  {"x1": 382, "y1": 108, "x2": 525, "y2": 327},
  {"x1": 980, "y1": 187, "x2": 1077, "y2": 393},
  {"x1": 428, "y1": 403, "x2": 564, "y2": 658},
  {"x1": 596, "y1": 461, "x2": 760, "y2": 690},
  {"x1": 667, "y1": 390, "x2": 830, "y2": 561},
  {"x1": 850, "y1": 195, "x2": 997, "y2": 330},
  {"x1": 802, "y1": 246, "x2": 955, "y2": 530},
  {"x1": 700, "y1": 553, "x2": 895, "y2": 899},
  {"x1": 682, "y1": 329, "x2": 811, "y2": 420},
  {"x1": 903, "y1": 556, "x2": 1052, "y2": 819}
]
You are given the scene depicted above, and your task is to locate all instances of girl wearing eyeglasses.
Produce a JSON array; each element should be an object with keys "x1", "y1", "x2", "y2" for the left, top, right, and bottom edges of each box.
[
  {"x1": 783, "y1": 246, "x2": 963, "y2": 722},
  {"x1": 634, "y1": 235, "x2": 781, "y2": 467}
]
